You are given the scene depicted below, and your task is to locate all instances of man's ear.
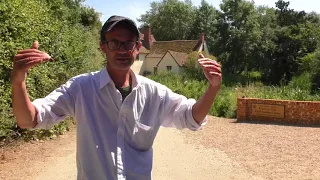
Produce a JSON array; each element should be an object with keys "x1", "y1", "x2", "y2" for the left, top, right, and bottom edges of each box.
[
  {"x1": 99, "y1": 41, "x2": 106, "y2": 53},
  {"x1": 136, "y1": 41, "x2": 142, "y2": 50}
]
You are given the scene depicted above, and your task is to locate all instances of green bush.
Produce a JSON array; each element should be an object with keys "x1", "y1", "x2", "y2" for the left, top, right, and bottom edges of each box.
[
  {"x1": 236, "y1": 84, "x2": 320, "y2": 101},
  {"x1": 148, "y1": 72, "x2": 237, "y2": 118},
  {"x1": 212, "y1": 86, "x2": 237, "y2": 118},
  {"x1": 148, "y1": 71, "x2": 320, "y2": 120},
  {"x1": 300, "y1": 49, "x2": 320, "y2": 93},
  {"x1": 184, "y1": 51, "x2": 217, "y2": 81},
  {"x1": 288, "y1": 73, "x2": 312, "y2": 92},
  {"x1": 0, "y1": 0, "x2": 104, "y2": 144}
]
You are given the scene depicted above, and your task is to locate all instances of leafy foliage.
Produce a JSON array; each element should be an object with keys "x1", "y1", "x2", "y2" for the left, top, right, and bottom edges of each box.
[
  {"x1": 184, "y1": 51, "x2": 216, "y2": 80},
  {"x1": 189, "y1": 0, "x2": 217, "y2": 52},
  {"x1": 0, "y1": 0, "x2": 104, "y2": 143},
  {"x1": 300, "y1": 48, "x2": 320, "y2": 93},
  {"x1": 2, "y1": 0, "x2": 320, "y2": 144},
  {"x1": 139, "y1": 0, "x2": 320, "y2": 90},
  {"x1": 213, "y1": 0, "x2": 261, "y2": 75},
  {"x1": 138, "y1": 0, "x2": 196, "y2": 40},
  {"x1": 148, "y1": 72, "x2": 320, "y2": 119}
]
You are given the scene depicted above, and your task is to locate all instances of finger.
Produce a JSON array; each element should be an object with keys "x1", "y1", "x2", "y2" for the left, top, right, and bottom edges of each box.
[
  {"x1": 14, "y1": 56, "x2": 51, "y2": 64},
  {"x1": 198, "y1": 58, "x2": 219, "y2": 63},
  {"x1": 26, "y1": 57, "x2": 50, "y2": 64},
  {"x1": 201, "y1": 65, "x2": 222, "y2": 73},
  {"x1": 15, "y1": 57, "x2": 50, "y2": 66},
  {"x1": 31, "y1": 41, "x2": 39, "y2": 49},
  {"x1": 18, "y1": 49, "x2": 48, "y2": 54},
  {"x1": 198, "y1": 59, "x2": 221, "y2": 66},
  {"x1": 14, "y1": 59, "x2": 42, "y2": 70},
  {"x1": 203, "y1": 67, "x2": 222, "y2": 74},
  {"x1": 24, "y1": 60, "x2": 43, "y2": 70},
  {"x1": 25, "y1": 59, "x2": 43, "y2": 65},
  {"x1": 199, "y1": 59, "x2": 221, "y2": 67},
  {"x1": 22, "y1": 58, "x2": 47, "y2": 69},
  {"x1": 199, "y1": 54, "x2": 205, "y2": 58},
  {"x1": 14, "y1": 53, "x2": 50, "y2": 61},
  {"x1": 209, "y1": 71, "x2": 222, "y2": 77}
]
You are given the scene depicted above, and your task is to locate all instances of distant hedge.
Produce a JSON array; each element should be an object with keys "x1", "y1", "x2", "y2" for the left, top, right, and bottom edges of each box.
[{"x1": 0, "y1": 0, "x2": 104, "y2": 144}]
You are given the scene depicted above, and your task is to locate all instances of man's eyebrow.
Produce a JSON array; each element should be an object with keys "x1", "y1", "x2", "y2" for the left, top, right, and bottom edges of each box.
[
  {"x1": 107, "y1": 38, "x2": 118, "y2": 41},
  {"x1": 106, "y1": 37, "x2": 138, "y2": 42}
]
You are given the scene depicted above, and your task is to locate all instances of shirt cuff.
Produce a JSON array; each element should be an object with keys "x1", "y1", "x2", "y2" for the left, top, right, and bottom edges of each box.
[
  {"x1": 186, "y1": 103, "x2": 208, "y2": 131},
  {"x1": 30, "y1": 102, "x2": 44, "y2": 129}
]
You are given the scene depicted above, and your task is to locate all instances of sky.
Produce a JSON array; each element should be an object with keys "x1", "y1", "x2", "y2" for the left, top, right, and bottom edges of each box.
[{"x1": 83, "y1": 0, "x2": 320, "y2": 26}]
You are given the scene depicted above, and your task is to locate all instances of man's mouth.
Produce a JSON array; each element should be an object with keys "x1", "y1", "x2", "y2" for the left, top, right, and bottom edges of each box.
[
  {"x1": 115, "y1": 58, "x2": 131, "y2": 64},
  {"x1": 116, "y1": 58, "x2": 130, "y2": 61}
]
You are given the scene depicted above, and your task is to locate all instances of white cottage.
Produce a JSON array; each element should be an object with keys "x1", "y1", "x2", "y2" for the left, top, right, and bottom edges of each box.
[{"x1": 132, "y1": 26, "x2": 210, "y2": 75}]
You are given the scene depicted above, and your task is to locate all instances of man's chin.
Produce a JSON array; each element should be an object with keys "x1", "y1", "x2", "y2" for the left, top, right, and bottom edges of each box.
[
  {"x1": 112, "y1": 64, "x2": 132, "y2": 71},
  {"x1": 107, "y1": 61, "x2": 134, "y2": 71}
]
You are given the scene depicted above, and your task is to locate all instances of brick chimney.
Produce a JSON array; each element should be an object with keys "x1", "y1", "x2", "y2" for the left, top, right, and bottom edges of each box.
[
  {"x1": 193, "y1": 33, "x2": 206, "y2": 52},
  {"x1": 143, "y1": 25, "x2": 152, "y2": 50},
  {"x1": 200, "y1": 33, "x2": 205, "y2": 43}
]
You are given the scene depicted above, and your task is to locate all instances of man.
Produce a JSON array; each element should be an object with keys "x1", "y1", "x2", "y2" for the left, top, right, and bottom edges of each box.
[{"x1": 11, "y1": 15, "x2": 222, "y2": 180}]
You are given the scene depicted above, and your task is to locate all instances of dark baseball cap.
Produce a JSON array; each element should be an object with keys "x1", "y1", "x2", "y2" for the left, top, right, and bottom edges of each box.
[{"x1": 100, "y1": 15, "x2": 140, "y2": 42}]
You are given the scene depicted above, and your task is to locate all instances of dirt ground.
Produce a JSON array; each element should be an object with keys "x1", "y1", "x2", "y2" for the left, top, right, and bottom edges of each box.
[
  {"x1": 182, "y1": 117, "x2": 320, "y2": 180},
  {"x1": 1, "y1": 116, "x2": 319, "y2": 180}
]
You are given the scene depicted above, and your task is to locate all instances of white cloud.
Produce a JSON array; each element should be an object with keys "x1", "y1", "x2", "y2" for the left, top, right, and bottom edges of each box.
[
  {"x1": 253, "y1": 0, "x2": 275, "y2": 6},
  {"x1": 127, "y1": 2, "x2": 149, "y2": 26},
  {"x1": 100, "y1": 14, "x2": 107, "y2": 23}
]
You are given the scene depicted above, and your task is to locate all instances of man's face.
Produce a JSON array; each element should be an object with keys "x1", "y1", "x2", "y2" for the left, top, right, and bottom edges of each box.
[{"x1": 100, "y1": 26, "x2": 141, "y2": 71}]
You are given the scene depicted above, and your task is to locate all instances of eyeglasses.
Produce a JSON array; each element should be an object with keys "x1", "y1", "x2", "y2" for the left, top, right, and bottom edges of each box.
[{"x1": 103, "y1": 40, "x2": 138, "y2": 51}]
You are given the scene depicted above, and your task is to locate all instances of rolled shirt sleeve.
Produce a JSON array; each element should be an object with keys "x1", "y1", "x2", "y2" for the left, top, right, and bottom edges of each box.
[
  {"x1": 31, "y1": 79, "x2": 76, "y2": 129},
  {"x1": 161, "y1": 88, "x2": 207, "y2": 131}
]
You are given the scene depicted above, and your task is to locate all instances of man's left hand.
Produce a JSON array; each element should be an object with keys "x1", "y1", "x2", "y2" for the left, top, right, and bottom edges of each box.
[{"x1": 198, "y1": 54, "x2": 222, "y2": 88}]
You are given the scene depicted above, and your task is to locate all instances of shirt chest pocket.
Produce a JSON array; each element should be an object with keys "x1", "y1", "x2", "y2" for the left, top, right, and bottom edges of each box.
[{"x1": 124, "y1": 119, "x2": 157, "y2": 151}]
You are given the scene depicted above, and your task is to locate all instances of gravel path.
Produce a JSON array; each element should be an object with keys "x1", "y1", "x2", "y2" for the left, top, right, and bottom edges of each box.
[
  {"x1": 182, "y1": 117, "x2": 320, "y2": 180},
  {"x1": 1, "y1": 116, "x2": 319, "y2": 180}
]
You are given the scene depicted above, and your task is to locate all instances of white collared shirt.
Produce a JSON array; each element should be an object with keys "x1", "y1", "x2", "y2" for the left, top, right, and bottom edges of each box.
[{"x1": 32, "y1": 68, "x2": 207, "y2": 180}]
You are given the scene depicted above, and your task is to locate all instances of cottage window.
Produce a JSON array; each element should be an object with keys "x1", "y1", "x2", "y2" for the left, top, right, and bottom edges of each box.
[{"x1": 166, "y1": 66, "x2": 172, "y2": 71}]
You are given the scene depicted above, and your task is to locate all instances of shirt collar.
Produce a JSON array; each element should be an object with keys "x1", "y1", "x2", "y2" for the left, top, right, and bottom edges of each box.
[
  {"x1": 99, "y1": 68, "x2": 111, "y2": 89},
  {"x1": 99, "y1": 68, "x2": 140, "y2": 90}
]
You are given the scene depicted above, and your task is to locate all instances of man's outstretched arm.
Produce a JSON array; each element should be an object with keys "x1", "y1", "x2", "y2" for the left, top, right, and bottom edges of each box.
[
  {"x1": 11, "y1": 41, "x2": 51, "y2": 128},
  {"x1": 192, "y1": 54, "x2": 222, "y2": 124},
  {"x1": 12, "y1": 81, "x2": 38, "y2": 128}
]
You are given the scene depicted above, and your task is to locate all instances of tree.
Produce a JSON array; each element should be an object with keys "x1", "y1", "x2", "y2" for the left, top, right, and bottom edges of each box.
[
  {"x1": 79, "y1": 6, "x2": 101, "y2": 28},
  {"x1": 138, "y1": 0, "x2": 196, "y2": 41},
  {"x1": 275, "y1": 0, "x2": 306, "y2": 27},
  {"x1": 189, "y1": 0, "x2": 217, "y2": 52},
  {"x1": 213, "y1": 0, "x2": 261, "y2": 75},
  {"x1": 255, "y1": 6, "x2": 277, "y2": 82},
  {"x1": 265, "y1": 0, "x2": 319, "y2": 84}
]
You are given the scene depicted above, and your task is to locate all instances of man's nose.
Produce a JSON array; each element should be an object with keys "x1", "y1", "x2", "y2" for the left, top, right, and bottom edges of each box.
[{"x1": 118, "y1": 43, "x2": 127, "y2": 52}]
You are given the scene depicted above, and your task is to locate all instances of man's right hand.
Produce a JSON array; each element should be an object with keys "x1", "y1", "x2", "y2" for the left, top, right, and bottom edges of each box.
[{"x1": 11, "y1": 41, "x2": 51, "y2": 85}]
